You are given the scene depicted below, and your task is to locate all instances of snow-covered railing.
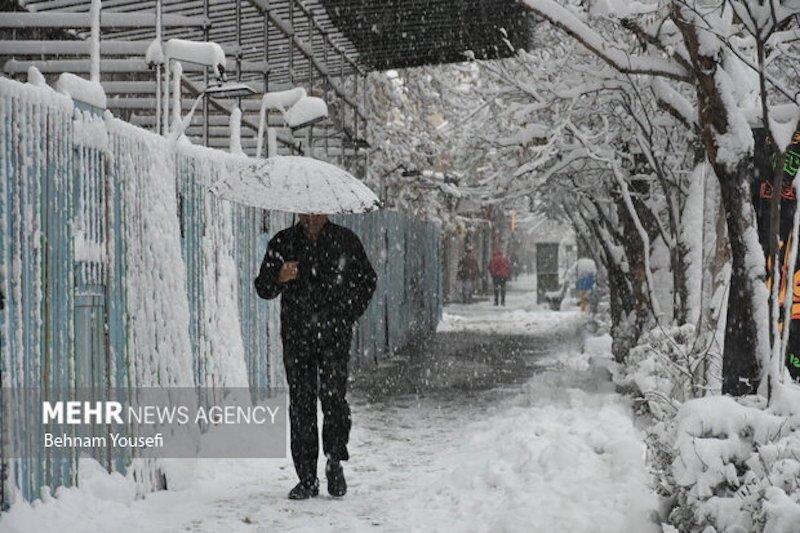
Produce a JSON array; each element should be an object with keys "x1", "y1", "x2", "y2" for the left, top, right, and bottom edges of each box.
[
  {"x1": 0, "y1": 75, "x2": 442, "y2": 507},
  {"x1": 0, "y1": 12, "x2": 209, "y2": 29}
]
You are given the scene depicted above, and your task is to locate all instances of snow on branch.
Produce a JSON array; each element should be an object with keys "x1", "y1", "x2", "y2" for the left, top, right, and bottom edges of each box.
[
  {"x1": 652, "y1": 78, "x2": 698, "y2": 130},
  {"x1": 496, "y1": 122, "x2": 549, "y2": 146},
  {"x1": 520, "y1": 0, "x2": 691, "y2": 81}
]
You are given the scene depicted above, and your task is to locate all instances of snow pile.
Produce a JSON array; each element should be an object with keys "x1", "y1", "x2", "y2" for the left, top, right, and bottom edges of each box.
[
  {"x1": 55, "y1": 73, "x2": 107, "y2": 109},
  {"x1": 0, "y1": 288, "x2": 655, "y2": 530},
  {"x1": 661, "y1": 386, "x2": 800, "y2": 532},
  {"x1": 403, "y1": 339, "x2": 658, "y2": 532},
  {"x1": 2, "y1": 458, "x2": 137, "y2": 533}
]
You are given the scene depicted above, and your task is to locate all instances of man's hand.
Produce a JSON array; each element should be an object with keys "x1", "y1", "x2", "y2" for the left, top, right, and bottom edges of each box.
[{"x1": 277, "y1": 261, "x2": 300, "y2": 284}]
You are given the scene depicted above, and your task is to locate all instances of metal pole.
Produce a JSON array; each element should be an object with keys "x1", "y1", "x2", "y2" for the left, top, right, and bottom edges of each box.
[
  {"x1": 289, "y1": 0, "x2": 294, "y2": 85},
  {"x1": 362, "y1": 73, "x2": 368, "y2": 183},
  {"x1": 203, "y1": 0, "x2": 209, "y2": 146},
  {"x1": 323, "y1": 29, "x2": 329, "y2": 161},
  {"x1": 155, "y1": 0, "x2": 162, "y2": 134},
  {"x1": 339, "y1": 49, "x2": 345, "y2": 167},
  {"x1": 308, "y1": 7, "x2": 314, "y2": 88},
  {"x1": 89, "y1": 0, "x2": 100, "y2": 83},
  {"x1": 264, "y1": 7, "x2": 270, "y2": 93},
  {"x1": 267, "y1": 126, "x2": 278, "y2": 158},
  {"x1": 307, "y1": 7, "x2": 314, "y2": 159},
  {"x1": 353, "y1": 72, "x2": 358, "y2": 175},
  {"x1": 236, "y1": 0, "x2": 242, "y2": 108},
  {"x1": 162, "y1": 56, "x2": 170, "y2": 134}
]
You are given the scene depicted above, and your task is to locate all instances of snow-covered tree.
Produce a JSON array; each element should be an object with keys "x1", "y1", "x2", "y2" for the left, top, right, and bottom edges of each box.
[{"x1": 517, "y1": 0, "x2": 800, "y2": 397}]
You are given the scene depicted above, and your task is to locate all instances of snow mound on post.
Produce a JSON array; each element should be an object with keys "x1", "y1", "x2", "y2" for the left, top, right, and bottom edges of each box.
[
  {"x1": 163, "y1": 39, "x2": 226, "y2": 77},
  {"x1": 145, "y1": 39, "x2": 164, "y2": 66},
  {"x1": 26, "y1": 66, "x2": 47, "y2": 87},
  {"x1": 55, "y1": 72, "x2": 107, "y2": 109},
  {"x1": 283, "y1": 96, "x2": 327, "y2": 128}
]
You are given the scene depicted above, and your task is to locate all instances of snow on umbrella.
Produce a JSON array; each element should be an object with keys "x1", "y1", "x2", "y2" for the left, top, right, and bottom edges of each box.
[{"x1": 209, "y1": 156, "x2": 381, "y2": 214}]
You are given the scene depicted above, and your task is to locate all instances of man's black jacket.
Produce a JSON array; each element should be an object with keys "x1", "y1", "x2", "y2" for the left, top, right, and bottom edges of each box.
[{"x1": 254, "y1": 222, "x2": 377, "y2": 343}]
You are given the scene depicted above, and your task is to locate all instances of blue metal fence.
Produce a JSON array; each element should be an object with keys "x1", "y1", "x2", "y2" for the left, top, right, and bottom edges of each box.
[{"x1": 0, "y1": 77, "x2": 442, "y2": 507}]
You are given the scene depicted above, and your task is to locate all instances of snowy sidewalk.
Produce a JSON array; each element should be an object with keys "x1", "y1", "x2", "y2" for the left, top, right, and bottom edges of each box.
[{"x1": 4, "y1": 279, "x2": 658, "y2": 532}]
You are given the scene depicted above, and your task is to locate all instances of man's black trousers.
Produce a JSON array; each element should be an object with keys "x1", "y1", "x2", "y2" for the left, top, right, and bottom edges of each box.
[
  {"x1": 493, "y1": 278, "x2": 507, "y2": 306},
  {"x1": 283, "y1": 330, "x2": 352, "y2": 483}
]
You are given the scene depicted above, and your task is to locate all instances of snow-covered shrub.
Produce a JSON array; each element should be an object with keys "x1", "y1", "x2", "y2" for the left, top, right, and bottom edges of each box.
[
  {"x1": 658, "y1": 386, "x2": 800, "y2": 532},
  {"x1": 585, "y1": 297, "x2": 612, "y2": 337},
  {"x1": 610, "y1": 326, "x2": 800, "y2": 532},
  {"x1": 614, "y1": 324, "x2": 704, "y2": 421}
]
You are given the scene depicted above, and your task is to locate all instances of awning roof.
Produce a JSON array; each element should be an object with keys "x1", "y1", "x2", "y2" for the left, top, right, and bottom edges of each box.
[
  {"x1": 13, "y1": 0, "x2": 531, "y2": 82},
  {"x1": 320, "y1": 0, "x2": 532, "y2": 70},
  {"x1": 3, "y1": 0, "x2": 531, "y2": 157}
]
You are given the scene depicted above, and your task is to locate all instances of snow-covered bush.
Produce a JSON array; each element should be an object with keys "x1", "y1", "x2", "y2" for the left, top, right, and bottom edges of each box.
[
  {"x1": 660, "y1": 386, "x2": 800, "y2": 532},
  {"x1": 614, "y1": 325, "x2": 704, "y2": 421},
  {"x1": 611, "y1": 327, "x2": 800, "y2": 532}
]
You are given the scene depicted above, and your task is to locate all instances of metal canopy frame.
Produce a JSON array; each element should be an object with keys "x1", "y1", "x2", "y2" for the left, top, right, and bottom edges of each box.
[
  {"x1": 319, "y1": 0, "x2": 531, "y2": 70},
  {"x1": 0, "y1": 0, "x2": 529, "y2": 161}
]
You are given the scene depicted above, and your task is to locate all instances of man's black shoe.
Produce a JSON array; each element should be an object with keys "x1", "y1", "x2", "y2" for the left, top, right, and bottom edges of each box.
[
  {"x1": 326, "y1": 460, "x2": 347, "y2": 497},
  {"x1": 288, "y1": 478, "x2": 319, "y2": 500}
]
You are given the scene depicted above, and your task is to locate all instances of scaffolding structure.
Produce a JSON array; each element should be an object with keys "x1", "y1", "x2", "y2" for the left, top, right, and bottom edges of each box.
[
  {"x1": 0, "y1": 0, "x2": 371, "y2": 173},
  {"x1": 0, "y1": 0, "x2": 530, "y2": 167}
]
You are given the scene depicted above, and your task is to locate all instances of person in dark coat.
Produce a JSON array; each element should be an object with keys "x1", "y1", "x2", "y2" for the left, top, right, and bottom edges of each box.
[
  {"x1": 457, "y1": 246, "x2": 480, "y2": 303},
  {"x1": 254, "y1": 214, "x2": 377, "y2": 500}
]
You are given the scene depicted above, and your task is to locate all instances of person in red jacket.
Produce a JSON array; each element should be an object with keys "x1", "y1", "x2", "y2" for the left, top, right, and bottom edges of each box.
[{"x1": 489, "y1": 248, "x2": 511, "y2": 306}]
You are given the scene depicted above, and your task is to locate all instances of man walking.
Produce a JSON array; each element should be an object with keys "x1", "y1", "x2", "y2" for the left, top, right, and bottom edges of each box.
[
  {"x1": 489, "y1": 247, "x2": 511, "y2": 306},
  {"x1": 456, "y1": 245, "x2": 480, "y2": 303},
  {"x1": 255, "y1": 214, "x2": 377, "y2": 500}
]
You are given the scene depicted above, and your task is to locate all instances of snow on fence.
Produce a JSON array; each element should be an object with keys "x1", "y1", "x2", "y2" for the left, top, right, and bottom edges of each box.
[{"x1": 0, "y1": 76, "x2": 443, "y2": 507}]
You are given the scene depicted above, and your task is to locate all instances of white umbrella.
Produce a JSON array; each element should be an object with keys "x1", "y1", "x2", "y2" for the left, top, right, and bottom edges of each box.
[{"x1": 209, "y1": 156, "x2": 381, "y2": 214}]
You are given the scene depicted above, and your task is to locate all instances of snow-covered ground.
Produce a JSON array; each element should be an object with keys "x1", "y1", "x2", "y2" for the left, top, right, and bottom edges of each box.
[
  {"x1": 3, "y1": 279, "x2": 657, "y2": 532},
  {"x1": 438, "y1": 275, "x2": 583, "y2": 335}
]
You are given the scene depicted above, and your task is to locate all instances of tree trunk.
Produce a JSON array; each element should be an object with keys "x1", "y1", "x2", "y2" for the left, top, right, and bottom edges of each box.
[
  {"x1": 717, "y1": 159, "x2": 766, "y2": 395},
  {"x1": 673, "y1": 14, "x2": 769, "y2": 396},
  {"x1": 614, "y1": 193, "x2": 653, "y2": 330},
  {"x1": 607, "y1": 259, "x2": 637, "y2": 362},
  {"x1": 672, "y1": 239, "x2": 690, "y2": 324}
]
